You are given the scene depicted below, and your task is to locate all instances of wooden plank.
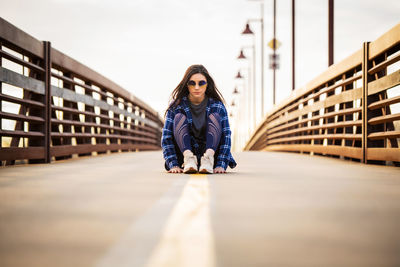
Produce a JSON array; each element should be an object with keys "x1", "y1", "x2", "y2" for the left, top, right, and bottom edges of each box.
[
  {"x1": 0, "y1": 111, "x2": 45, "y2": 123},
  {"x1": 367, "y1": 148, "x2": 400, "y2": 162},
  {"x1": 0, "y1": 129, "x2": 44, "y2": 138},
  {"x1": 51, "y1": 143, "x2": 160, "y2": 157},
  {"x1": 368, "y1": 53, "x2": 400, "y2": 75},
  {"x1": 52, "y1": 105, "x2": 108, "y2": 119},
  {"x1": 51, "y1": 132, "x2": 157, "y2": 144},
  {"x1": 0, "y1": 17, "x2": 43, "y2": 58},
  {"x1": 264, "y1": 144, "x2": 362, "y2": 159},
  {"x1": 368, "y1": 131, "x2": 400, "y2": 140},
  {"x1": 369, "y1": 23, "x2": 400, "y2": 60},
  {"x1": 0, "y1": 147, "x2": 45, "y2": 161},
  {"x1": 0, "y1": 49, "x2": 45, "y2": 73},
  {"x1": 0, "y1": 92, "x2": 45, "y2": 107},
  {"x1": 268, "y1": 134, "x2": 362, "y2": 145},
  {"x1": 268, "y1": 120, "x2": 362, "y2": 140},
  {"x1": 369, "y1": 95, "x2": 400, "y2": 110},
  {"x1": 50, "y1": 118, "x2": 157, "y2": 139},
  {"x1": 0, "y1": 66, "x2": 45, "y2": 95},
  {"x1": 368, "y1": 113, "x2": 400, "y2": 125},
  {"x1": 368, "y1": 69, "x2": 400, "y2": 96}
]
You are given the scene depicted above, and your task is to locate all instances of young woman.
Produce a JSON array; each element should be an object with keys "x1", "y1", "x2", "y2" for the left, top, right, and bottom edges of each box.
[{"x1": 162, "y1": 64, "x2": 237, "y2": 174}]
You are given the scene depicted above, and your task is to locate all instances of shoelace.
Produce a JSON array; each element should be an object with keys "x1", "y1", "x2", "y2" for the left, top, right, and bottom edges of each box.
[
  {"x1": 202, "y1": 154, "x2": 213, "y2": 164},
  {"x1": 185, "y1": 154, "x2": 197, "y2": 164}
]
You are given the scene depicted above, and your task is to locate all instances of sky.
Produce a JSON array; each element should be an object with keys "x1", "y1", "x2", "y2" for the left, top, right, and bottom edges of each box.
[{"x1": 1, "y1": 0, "x2": 400, "y2": 142}]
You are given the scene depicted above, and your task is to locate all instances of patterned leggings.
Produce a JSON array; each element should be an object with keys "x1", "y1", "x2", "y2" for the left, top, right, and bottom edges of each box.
[{"x1": 173, "y1": 112, "x2": 222, "y2": 154}]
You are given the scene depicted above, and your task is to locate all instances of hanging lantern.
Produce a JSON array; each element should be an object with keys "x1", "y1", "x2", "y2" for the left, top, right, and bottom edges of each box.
[{"x1": 242, "y1": 23, "x2": 254, "y2": 35}]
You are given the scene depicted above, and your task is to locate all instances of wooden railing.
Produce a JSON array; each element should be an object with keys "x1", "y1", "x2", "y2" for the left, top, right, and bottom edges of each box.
[
  {"x1": 0, "y1": 18, "x2": 163, "y2": 165},
  {"x1": 245, "y1": 23, "x2": 400, "y2": 165}
]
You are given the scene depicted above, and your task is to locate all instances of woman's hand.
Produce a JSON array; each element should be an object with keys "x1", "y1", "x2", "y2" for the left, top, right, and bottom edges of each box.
[
  {"x1": 168, "y1": 167, "x2": 183, "y2": 173},
  {"x1": 214, "y1": 167, "x2": 226, "y2": 174}
]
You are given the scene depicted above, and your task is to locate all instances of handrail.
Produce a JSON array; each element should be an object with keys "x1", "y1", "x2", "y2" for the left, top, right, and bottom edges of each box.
[
  {"x1": 245, "y1": 23, "x2": 400, "y2": 165},
  {"x1": 0, "y1": 18, "x2": 163, "y2": 165}
]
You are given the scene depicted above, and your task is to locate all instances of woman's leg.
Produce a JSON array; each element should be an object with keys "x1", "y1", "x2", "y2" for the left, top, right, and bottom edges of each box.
[
  {"x1": 173, "y1": 113, "x2": 197, "y2": 173},
  {"x1": 206, "y1": 112, "x2": 222, "y2": 153},
  {"x1": 173, "y1": 113, "x2": 192, "y2": 153},
  {"x1": 200, "y1": 112, "x2": 222, "y2": 173}
]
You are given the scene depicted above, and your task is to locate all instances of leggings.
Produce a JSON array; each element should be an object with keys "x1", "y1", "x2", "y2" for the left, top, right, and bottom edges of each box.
[{"x1": 173, "y1": 112, "x2": 222, "y2": 154}]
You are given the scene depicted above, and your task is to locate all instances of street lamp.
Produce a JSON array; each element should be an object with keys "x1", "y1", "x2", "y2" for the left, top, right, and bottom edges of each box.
[
  {"x1": 234, "y1": 67, "x2": 252, "y2": 147},
  {"x1": 235, "y1": 71, "x2": 243, "y2": 79},
  {"x1": 242, "y1": 0, "x2": 265, "y2": 119},
  {"x1": 237, "y1": 47, "x2": 256, "y2": 133}
]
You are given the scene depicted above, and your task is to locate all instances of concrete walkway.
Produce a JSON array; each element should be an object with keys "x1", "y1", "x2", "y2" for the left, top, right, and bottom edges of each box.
[{"x1": 0, "y1": 151, "x2": 399, "y2": 267}]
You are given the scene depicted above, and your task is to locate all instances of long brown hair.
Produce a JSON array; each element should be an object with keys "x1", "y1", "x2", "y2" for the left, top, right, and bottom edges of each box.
[{"x1": 165, "y1": 64, "x2": 225, "y2": 116}]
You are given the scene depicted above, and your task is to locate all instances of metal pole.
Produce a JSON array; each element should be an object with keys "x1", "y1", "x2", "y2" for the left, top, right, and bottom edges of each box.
[
  {"x1": 253, "y1": 37, "x2": 257, "y2": 130},
  {"x1": 260, "y1": 1, "x2": 265, "y2": 118},
  {"x1": 248, "y1": 64, "x2": 252, "y2": 138},
  {"x1": 329, "y1": 0, "x2": 334, "y2": 66},
  {"x1": 242, "y1": 79, "x2": 247, "y2": 149},
  {"x1": 292, "y1": 0, "x2": 295, "y2": 91},
  {"x1": 273, "y1": 0, "x2": 276, "y2": 105}
]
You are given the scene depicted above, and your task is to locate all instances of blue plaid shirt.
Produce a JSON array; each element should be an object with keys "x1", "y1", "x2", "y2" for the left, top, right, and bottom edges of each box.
[{"x1": 162, "y1": 96, "x2": 237, "y2": 170}]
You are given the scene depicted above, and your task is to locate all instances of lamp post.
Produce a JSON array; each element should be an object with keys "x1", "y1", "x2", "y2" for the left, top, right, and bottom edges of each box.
[
  {"x1": 273, "y1": 0, "x2": 276, "y2": 104},
  {"x1": 292, "y1": 0, "x2": 295, "y2": 91},
  {"x1": 328, "y1": 0, "x2": 334, "y2": 66},
  {"x1": 234, "y1": 68, "x2": 251, "y2": 147},
  {"x1": 237, "y1": 47, "x2": 255, "y2": 132},
  {"x1": 243, "y1": 0, "x2": 264, "y2": 119}
]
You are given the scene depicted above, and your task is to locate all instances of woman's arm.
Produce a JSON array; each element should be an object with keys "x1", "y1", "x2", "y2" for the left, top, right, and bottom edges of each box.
[{"x1": 162, "y1": 109, "x2": 180, "y2": 170}]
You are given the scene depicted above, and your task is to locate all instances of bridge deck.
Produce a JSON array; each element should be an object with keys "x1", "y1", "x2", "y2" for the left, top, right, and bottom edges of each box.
[{"x1": 0, "y1": 151, "x2": 399, "y2": 267}]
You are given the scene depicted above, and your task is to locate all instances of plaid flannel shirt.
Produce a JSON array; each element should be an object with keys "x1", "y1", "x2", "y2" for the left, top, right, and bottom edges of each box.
[{"x1": 162, "y1": 96, "x2": 237, "y2": 170}]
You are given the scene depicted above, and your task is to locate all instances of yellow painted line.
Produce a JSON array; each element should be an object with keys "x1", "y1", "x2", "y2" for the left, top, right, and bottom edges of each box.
[{"x1": 145, "y1": 174, "x2": 215, "y2": 267}]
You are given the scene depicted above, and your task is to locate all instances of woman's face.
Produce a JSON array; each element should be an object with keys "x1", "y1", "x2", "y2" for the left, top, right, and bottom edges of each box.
[{"x1": 187, "y1": 73, "x2": 207, "y2": 103}]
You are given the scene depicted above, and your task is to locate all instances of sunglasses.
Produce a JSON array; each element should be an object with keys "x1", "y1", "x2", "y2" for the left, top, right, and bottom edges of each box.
[{"x1": 187, "y1": 80, "x2": 207, "y2": 88}]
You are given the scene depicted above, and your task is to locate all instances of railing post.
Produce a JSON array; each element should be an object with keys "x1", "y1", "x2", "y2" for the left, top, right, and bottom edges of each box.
[
  {"x1": 0, "y1": 41, "x2": 2, "y2": 151},
  {"x1": 362, "y1": 42, "x2": 370, "y2": 164},
  {"x1": 44, "y1": 41, "x2": 51, "y2": 163}
]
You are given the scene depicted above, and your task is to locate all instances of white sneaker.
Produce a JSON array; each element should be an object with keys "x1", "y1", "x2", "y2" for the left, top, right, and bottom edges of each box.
[
  {"x1": 199, "y1": 154, "x2": 214, "y2": 174},
  {"x1": 183, "y1": 152, "x2": 198, "y2": 173}
]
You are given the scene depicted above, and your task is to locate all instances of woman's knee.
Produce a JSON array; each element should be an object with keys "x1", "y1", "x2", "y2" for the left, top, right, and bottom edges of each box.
[
  {"x1": 208, "y1": 112, "x2": 221, "y2": 126},
  {"x1": 174, "y1": 113, "x2": 187, "y2": 124},
  {"x1": 173, "y1": 113, "x2": 188, "y2": 134}
]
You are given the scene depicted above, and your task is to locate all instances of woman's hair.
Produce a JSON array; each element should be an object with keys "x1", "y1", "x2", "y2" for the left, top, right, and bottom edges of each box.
[{"x1": 165, "y1": 64, "x2": 225, "y2": 116}]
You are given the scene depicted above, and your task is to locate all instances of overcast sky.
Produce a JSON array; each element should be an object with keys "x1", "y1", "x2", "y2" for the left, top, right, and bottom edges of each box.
[{"x1": 1, "y1": 0, "x2": 399, "y2": 125}]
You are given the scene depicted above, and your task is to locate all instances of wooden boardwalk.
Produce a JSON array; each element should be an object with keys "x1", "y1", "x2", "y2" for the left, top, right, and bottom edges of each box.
[{"x1": 0, "y1": 151, "x2": 399, "y2": 267}]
